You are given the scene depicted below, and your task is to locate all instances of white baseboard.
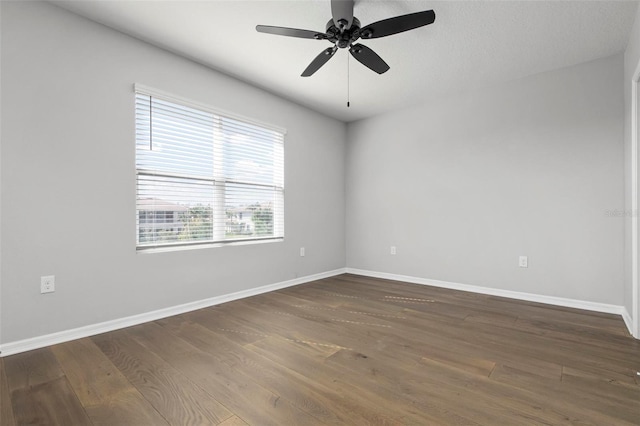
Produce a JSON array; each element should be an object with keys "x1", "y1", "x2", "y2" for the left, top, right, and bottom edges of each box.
[
  {"x1": 346, "y1": 268, "x2": 634, "y2": 335},
  {"x1": 0, "y1": 268, "x2": 347, "y2": 357}
]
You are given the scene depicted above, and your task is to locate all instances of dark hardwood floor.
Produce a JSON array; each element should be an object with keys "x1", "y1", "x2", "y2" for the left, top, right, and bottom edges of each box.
[{"x1": 2, "y1": 274, "x2": 639, "y2": 425}]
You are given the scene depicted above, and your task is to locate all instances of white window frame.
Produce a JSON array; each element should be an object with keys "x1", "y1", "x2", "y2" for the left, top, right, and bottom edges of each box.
[{"x1": 134, "y1": 84, "x2": 286, "y2": 252}]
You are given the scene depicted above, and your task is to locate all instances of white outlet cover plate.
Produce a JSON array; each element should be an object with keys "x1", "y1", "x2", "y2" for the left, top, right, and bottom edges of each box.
[
  {"x1": 519, "y1": 256, "x2": 528, "y2": 268},
  {"x1": 41, "y1": 275, "x2": 55, "y2": 293}
]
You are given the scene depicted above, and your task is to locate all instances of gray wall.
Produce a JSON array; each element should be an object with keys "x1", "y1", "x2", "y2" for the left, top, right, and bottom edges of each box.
[
  {"x1": 346, "y1": 54, "x2": 625, "y2": 305},
  {"x1": 0, "y1": 1, "x2": 346, "y2": 344},
  {"x1": 624, "y1": 4, "x2": 640, "y2": 331}
]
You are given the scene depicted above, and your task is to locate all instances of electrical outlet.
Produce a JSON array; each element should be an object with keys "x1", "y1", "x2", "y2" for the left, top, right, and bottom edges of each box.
[
  {"x1": 390, "y1": 246, "x2": 397, "y2": 255},
  {"x1": 300, "y1": 247, "x2": 305, "y2": 257},
  {"x1": 41, "y1": 275, "x2": 55, "y2": 294},
  {"x1": 519, "y1": 256, "x2": 528, "y2": 268}
]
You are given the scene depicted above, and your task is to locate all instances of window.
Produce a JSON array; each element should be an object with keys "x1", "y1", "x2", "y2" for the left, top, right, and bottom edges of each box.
[{"x1": 135, "y1": 85, "x2": 285, "y2": 250}]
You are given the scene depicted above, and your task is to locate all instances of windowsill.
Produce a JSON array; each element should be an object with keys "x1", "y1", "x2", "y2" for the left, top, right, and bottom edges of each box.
[{"x1": 136, "y1": 237, "x2": 284, "y2": 254}]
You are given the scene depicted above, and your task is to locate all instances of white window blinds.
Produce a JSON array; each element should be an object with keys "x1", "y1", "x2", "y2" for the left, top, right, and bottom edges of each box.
[{"x1": 135, "y1": 87, "x2": 284, "y2": 250}]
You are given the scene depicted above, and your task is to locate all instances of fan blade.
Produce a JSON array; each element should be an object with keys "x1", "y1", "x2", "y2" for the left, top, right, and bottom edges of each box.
[
  {"x1": 302, "y1": 47, "x2": 338, "y2": 77},
  {"x1": 331, "y1": 0, "x2": 354, "y2": 30},
  {"x1": 349, "y1": 43, "x2": 390, "y2": 74},
  {"x1": 360, "y1": 10, "x2": 435, "y2": 39},
  {"x1": 256, "y1": 25, "x2": 326, "y2": 40}
]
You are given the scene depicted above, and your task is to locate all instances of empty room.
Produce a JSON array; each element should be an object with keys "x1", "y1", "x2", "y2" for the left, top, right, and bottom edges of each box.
[{"x1": 1, "y1": 0, "x2": 640, "y2": 424}]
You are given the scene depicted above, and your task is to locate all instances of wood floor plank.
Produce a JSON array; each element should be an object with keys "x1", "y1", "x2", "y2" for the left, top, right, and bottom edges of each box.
[
  {"x1": 489, "y1": 362, "x2": 640, "y2": 425},
  {"x1": 92, "y1": 331, "x2": 234, "y2": 425},
  {"x1": 561, "y1": 366, "x2": 640, "y2": 403},
  {"x1": 10, "y1": 377, "x2": 92, "y2": 425},
  {"x1": 3, "y1": 347, "x2": 65, "y2": 391},
  {"x1": 156, "y1": 319, "x2": 343, "y2": 420},
  {"x1": 158, "y1": 315, "x2": 417, "y2": 425},
  {"x1": 183, "y1": 308, "x2": 268, "y2": 346},
  {"x1": 335, "y1": 290, "x2": 635, "y2": 376},
  {"x1": 313, "y1": 322, "x2": 616, "y2": 426},
  {"x1": 327, "y1": 348, "x2": 543, "y2": 425},
  {"x1": 218, "y1": 415, "x2": 249, "y2": 426},
  {"x1": 323, "y1": 337, "x2": 587, "y2": 426},
  {"x1": 51, "y1": 338, "x2": 169, "y2": 425},
  {"x1": 223, "y1": 302, "x2": 376, "y2": 356},
  {"x1": 247, "y1": 336, "x2": 446, "y2": 425},
  {"x1": 125, "y1": 321, "x2": 326, "y2": 426},
  {"x1": 419, "y1": 343, "x2": 497, "y2": 377},
  {"x1": 516, "y1": 316, "x2": 640, "y2": 354},
  {"x1": 0, "y1": 358, "x2": 17, "y2": 426}
]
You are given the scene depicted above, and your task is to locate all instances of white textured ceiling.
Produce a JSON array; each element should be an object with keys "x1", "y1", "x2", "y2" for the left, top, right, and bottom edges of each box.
[{"x1": 51, "y1": 0, "x2": 639, "y2": 122}]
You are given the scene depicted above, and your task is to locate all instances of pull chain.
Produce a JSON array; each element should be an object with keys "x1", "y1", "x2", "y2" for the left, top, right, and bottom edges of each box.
[{"x1": 347, "y1": 54, "x2": 350, "y2": 108}]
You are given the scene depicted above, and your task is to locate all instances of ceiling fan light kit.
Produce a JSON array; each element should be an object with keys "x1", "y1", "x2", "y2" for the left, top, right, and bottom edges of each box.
[{"x1": 256, "y1": 0, "x2": 436, "y2": 77}]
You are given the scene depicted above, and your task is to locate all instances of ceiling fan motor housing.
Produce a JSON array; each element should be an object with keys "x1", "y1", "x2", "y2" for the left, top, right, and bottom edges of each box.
[{"x1": 326, "y1": 18, "x2": 361, "y2": 48}]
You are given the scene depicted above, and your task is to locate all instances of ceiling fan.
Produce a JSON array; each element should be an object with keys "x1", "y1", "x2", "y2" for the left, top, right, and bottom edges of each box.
[{"x1": 256, "y1": 0, "x2": 436, "y2": 77}]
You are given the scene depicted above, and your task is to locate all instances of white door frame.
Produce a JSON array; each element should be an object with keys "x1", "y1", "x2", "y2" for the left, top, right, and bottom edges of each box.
[{"x1": 632, "y1": 58, "x2": 640, "y2": 339}]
